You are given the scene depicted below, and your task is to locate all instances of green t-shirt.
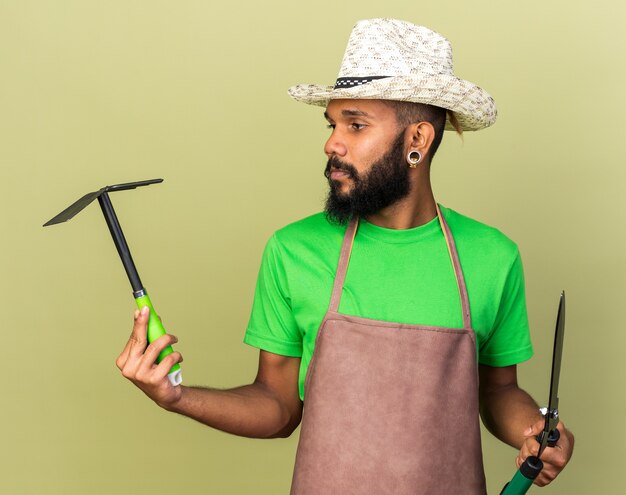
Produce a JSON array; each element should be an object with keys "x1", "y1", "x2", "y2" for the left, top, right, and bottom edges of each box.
[{"x1": 244, "y1": 205, "x2": 533, "y2": 400}]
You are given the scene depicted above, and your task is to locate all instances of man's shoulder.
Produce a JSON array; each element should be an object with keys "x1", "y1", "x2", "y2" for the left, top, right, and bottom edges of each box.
[
  {"x1": 441, "y1": 205, "x2": 520, "y2": 261},
  {"x1": 274, "y1": 212, "x2": 344, "y2": 241}
]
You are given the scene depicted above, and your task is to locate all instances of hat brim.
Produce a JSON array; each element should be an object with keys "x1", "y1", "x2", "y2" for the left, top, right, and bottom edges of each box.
[{"x1": 288, "y1": 74, "x2": 497, "y2": 131}]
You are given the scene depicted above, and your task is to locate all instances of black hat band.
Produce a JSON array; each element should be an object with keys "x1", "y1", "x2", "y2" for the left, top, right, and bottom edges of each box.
[{"x1": 334, "y1": 76, "x2": 390, "y2": 89}]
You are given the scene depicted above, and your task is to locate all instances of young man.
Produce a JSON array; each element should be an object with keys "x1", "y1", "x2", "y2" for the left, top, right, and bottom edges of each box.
[{"x1": 116, "y1": 19, "x2": 574, "y2": 494}]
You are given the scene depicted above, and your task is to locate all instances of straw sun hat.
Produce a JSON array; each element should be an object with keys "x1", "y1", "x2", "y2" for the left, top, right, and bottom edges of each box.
[{"x1": 288, "y1": 18, "x2": 497, "y2": 131}]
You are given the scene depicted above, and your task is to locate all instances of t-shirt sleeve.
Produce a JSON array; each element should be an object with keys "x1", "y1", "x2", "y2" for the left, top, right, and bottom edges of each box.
[
  {"x1": 479, "y1": 250, "x2": 534, "y2": 367},
  {"x1": 243, "y1": 234, "x2": 303, "y2": 357}
]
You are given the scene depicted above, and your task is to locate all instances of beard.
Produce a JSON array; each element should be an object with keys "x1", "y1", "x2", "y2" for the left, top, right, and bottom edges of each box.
[{"x1": 324, "y1": 131, "x2": 411, "y2": 225}]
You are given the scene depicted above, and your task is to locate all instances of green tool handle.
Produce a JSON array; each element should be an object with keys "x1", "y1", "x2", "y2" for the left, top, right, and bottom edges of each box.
[
  {"x1": 500, "y1": 456, "x2": 543, "y2": 495},
  {"x1": 135, "y1": 293, "x2": 182, "y2": 386}
]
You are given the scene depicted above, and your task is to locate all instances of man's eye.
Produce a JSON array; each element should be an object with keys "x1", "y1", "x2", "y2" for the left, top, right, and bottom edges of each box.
[
  {"x1": 351, "y1": 123, "x2": 366, "y2": 130},
  {"x1": 326, "y1": 124, "x2": 336, "y2": 129}
]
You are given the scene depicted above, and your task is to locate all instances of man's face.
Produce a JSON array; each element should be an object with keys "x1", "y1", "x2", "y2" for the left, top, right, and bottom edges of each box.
[{"x1": 323, "y1": 99, "x2": 410, "y2": 224}]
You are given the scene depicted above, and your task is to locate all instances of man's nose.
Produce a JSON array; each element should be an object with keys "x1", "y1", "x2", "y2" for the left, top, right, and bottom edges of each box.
[{"x1": 324, "y1": 130, "x2": 347, "y2": 158}]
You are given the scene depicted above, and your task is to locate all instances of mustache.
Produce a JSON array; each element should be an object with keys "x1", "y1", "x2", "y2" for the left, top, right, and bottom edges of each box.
[{"x1": 324, "y1": 156, "x2": 358, "y2": 180}]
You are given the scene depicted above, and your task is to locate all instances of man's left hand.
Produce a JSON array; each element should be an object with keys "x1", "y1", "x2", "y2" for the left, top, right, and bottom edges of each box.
[{"x1": 516, "y1": 419, "x2": 575, "y2": 486}]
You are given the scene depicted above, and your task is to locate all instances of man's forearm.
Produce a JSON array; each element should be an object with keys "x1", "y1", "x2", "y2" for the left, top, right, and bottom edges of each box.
[
  {"x1": 480, "y1": 379, "x2": 542, "y2": 448},
  {"x1": 164, "y1": 382, "x2": 300, "y2": 439}
]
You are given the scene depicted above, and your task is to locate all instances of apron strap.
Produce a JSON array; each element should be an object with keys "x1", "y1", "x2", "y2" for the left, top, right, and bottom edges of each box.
[
  {"x1": 436, "y1": 204, "x2": 472, "y2": 330},
  {"x1": 328, "y1": 207, "x2": 472, "y2": 330},
  {"x1": 328, "y1": 217, "x2": 359, "y2": 313}
]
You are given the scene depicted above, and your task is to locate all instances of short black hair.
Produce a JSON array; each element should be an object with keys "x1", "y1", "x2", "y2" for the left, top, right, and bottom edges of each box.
[{"x1": 382, "y1": 101, "x2": 462, "y2": 162}]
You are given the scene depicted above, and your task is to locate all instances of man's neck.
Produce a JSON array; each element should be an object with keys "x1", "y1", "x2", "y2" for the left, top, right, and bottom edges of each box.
[{"x1": 364, "y1": 176, "x2": 437, "y2": 230}]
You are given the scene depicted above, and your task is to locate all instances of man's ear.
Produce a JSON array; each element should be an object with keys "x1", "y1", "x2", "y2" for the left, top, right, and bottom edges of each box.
[{"x1": 406, "y1": 121, "x2": 436, "y2": 159}]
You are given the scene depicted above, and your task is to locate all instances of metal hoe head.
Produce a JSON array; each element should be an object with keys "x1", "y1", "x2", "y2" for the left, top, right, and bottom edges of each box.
[
  {"x1": 43, "y1": 179, "x2": 163, "y2": 226},
  {"x1": 43, "y1": 178, "x2": 163, "y2": 293}
]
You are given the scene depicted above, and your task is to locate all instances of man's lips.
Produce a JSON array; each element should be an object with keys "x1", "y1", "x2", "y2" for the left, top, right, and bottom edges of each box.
[{"x1": 329, "y1": 167, "x2": 351, "y2": 180}]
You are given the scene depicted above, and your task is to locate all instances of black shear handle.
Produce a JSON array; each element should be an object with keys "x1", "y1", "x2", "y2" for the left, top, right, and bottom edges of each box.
[{"x1": 537, "y1": 428, "x2": 560, "y2": 453}]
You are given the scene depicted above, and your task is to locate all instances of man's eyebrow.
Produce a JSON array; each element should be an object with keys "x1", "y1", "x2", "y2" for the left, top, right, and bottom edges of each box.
[
  {"x1": 324, "y1": 109, "x2": 371, "y2": 121},
  {"x1": 341, "y1": 109, "x2": 370, "y2": 117}
]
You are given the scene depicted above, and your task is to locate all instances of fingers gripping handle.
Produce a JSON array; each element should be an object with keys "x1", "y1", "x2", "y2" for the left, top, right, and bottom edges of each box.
[
  {"x1": 135, "y1": 293, "x2": 182, "y2": 386},
  {"x1": 500, "y1": 422, "x2": 559, "y2": 494}
]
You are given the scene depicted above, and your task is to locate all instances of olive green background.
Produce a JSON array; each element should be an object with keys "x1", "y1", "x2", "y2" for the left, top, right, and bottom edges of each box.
[{"x1": 1, "y1": 1, "x2": 623, "y2": 493}]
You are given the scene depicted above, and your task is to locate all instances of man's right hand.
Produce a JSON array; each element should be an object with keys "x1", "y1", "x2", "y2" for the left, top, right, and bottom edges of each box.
[
  {"x1": 115, "y1": 306, "x2": 184, "y2": 409},
  {"x1": 115, "y1": 307, "x2": 302, "y2": 438}
]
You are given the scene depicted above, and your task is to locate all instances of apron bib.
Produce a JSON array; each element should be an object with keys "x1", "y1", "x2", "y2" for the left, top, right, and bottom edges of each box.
[{"x1": 290, "y1": 206, "x2": 487, "y2": 495}]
